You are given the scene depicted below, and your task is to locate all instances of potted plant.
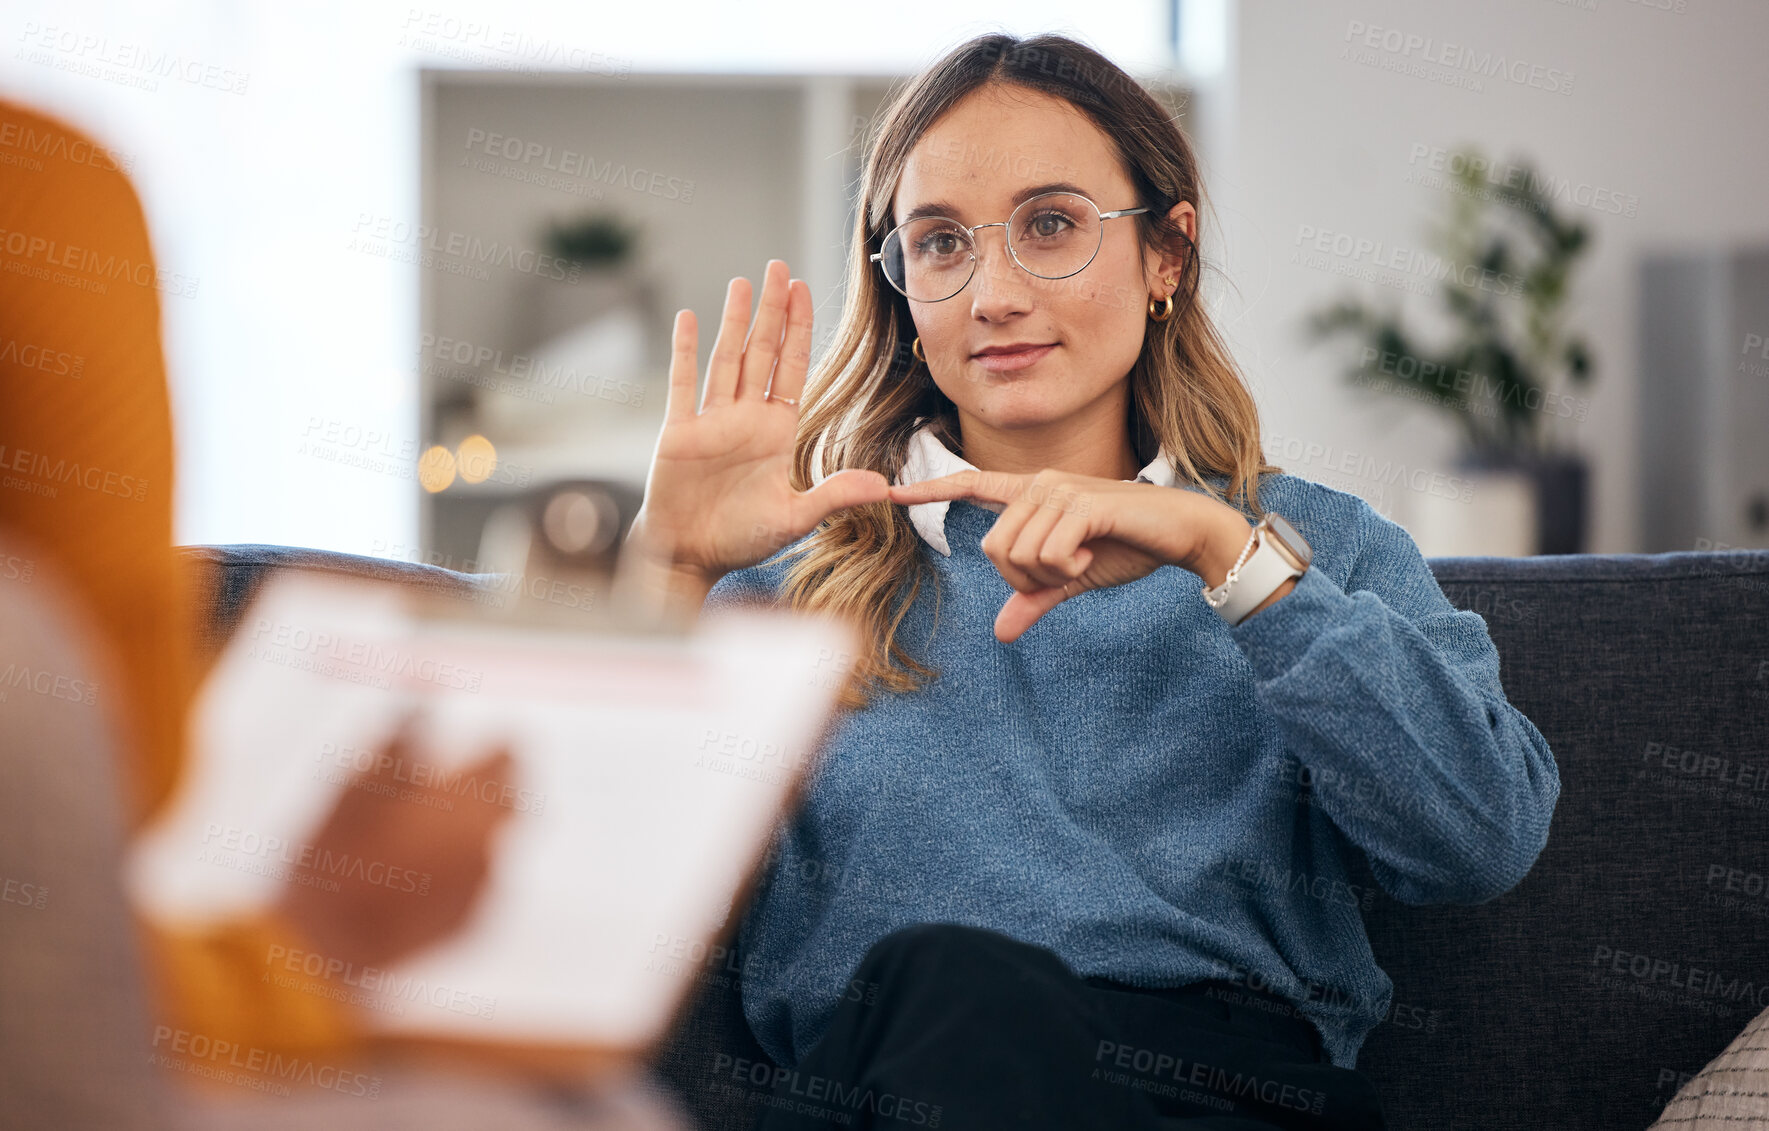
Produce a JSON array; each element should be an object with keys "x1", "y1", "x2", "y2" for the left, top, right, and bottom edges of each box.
[
  {"x1": 1304, "y1": 149, "x2": 1595, "y2": 553},
  {"x1": 513, "y1": 210, "x2": 656, "y2": 365},
  {"x1": 473, "y1": 209, "x2": 661, "y2": 457},
  {"x1": 545, "y1": 212, "x2": 640, "y2": 267}
]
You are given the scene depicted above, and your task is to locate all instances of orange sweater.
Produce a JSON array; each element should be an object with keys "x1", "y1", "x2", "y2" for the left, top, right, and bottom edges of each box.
[{"x1": 0, "y1": 100, "x2": 354, "y2": 1062}]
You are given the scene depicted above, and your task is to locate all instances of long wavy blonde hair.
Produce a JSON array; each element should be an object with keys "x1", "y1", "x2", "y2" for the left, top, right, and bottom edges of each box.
[{"x1": 774, "y1": 33, "x2": 1280, "y2": 711}]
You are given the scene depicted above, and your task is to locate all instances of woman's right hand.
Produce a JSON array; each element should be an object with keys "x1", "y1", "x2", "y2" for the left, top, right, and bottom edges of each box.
[{"x1": 627, "y1": 259, "x2": 890, "y2": 590}]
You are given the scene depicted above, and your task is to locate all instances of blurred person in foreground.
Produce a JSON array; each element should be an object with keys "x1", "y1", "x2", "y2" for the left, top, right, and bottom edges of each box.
[{"x1": 0, "y1": 98, "x2": 683, "y2": 1129}]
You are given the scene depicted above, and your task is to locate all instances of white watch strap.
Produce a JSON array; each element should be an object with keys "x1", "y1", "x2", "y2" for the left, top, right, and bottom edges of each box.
[{"x1": 1206, "y1": 528, "x2": 1304, "y2": 626}]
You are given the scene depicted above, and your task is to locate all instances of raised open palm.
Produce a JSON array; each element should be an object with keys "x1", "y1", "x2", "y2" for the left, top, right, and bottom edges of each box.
[{"x1": 630, "y1": 259, "x2": 890, "y2": 584}]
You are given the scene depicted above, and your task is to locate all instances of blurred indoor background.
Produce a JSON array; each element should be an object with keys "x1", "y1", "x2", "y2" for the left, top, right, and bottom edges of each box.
[{"x1": 4, "y1": 0, "x2": 1765, "y2": 565}]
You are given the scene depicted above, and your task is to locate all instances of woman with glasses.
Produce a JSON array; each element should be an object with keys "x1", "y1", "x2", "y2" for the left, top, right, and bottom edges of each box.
[{"x1": 627, "y1": 33, "x2": 1558, "y2": 1131}]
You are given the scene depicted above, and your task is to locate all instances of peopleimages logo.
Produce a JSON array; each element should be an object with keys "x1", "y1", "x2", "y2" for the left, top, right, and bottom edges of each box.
[
  {"x1": 398, "y1": 9, "x2": 630, "y2": 76},
  {"x1": 264, "y1": 943, "x2": 497, "y2": 1019},
  {"x1": 348, "y1": 214, "x2": 581, "y2": 283},
  {"x1": 248, "y1": 615, "x2": 484, "y2": 693},
  {"x1": 1741, "y1": 332, "x2": 1769, "y2": 378},
  {"x1": 1342, "y1": 20, "x2": 1575, "y2": 96},
  {"x1": 1094, "y1": 1039, "x2": 1327, "y2": 1115},
  {"x1": 461, "y1": 129, "x2": 694, "y2": 203},
  {"x1": 15, "y1": 23, "x2": 251, "y2": 95},
  {"x1": 200, "y1": 823, "x2": 431, "y2": 895},
  {"x1": 314, "y1": 740, "x2": 545, "y2": 814},
  {"x1": 1357, "y1": 347, "x2": 1590, "y2": 422},
  {"x1": 0, "y1": 226, "x2": 200, "y2": 298},
  {"x1": 1263, "y1": 432, "x2": 1476, "y2": 505},
  {"x1": 0, "y1": 443, "x2": 148, "y2": 503},
  {"x1": 1, "y1": 875, "x2": 49, "y2": 910},
  {"x1": 1294, "y1": 224, "x2": 1525, "y2": 297},
  {"x1": 0, "y1": 333, "x2": 83, "y2": 378},
  {"x1": 0, "y1": 661, "x2": 98, "y2": 706},
  {"x1": 1405, "y1": 145, "x2": 1640, "y2": 219},
  {"x1": 149, "y1": 1027, "x2": 379, "y2": 1098},
  {"x1": 418, "y1": 334, "x2": 645, "y2": 406},
  {"x1": 0, "y1": 120, "x2": 133, "y2": 174},
  {"x1": 713, "y1": 1054, "x2": 944, "y2": 1126},
  {"x1": 1590, "y1": 944, "x2": 1769, "y2": 1011}
]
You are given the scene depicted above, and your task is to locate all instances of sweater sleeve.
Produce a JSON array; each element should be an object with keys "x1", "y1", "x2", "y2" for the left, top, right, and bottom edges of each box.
[
  {"x1": 1226, "y1": 497, "x2": 1561, "y2": 906},
  {"x1": 140, "y1": 910, "x2": 361, "y2": 1061},
  {"x1": 706, "y1": 567, "x2": 777, "y2": 612}
]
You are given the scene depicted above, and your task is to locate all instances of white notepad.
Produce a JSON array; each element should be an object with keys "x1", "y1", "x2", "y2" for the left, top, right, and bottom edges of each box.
[{"x1": 127, "y1": 570, "x2": 855, "y2": 1053}]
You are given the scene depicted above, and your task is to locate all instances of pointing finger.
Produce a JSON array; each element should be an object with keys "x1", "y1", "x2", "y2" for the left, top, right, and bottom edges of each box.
[{"x1": 888, "y1": 468, "x2": 1024, "y2": 507}]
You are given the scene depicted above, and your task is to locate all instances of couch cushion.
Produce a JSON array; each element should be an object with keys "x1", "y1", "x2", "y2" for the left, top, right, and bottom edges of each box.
[
  {"x1": 1646, "y1": 1001, "x2": 1769, "y2": 1128},
  {"x1": 1353, "y1": 551, "x2": 1769, "y2": 1130}
]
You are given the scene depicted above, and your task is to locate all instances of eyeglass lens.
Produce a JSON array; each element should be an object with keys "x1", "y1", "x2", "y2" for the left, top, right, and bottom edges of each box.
[{"x1": 877, "y1": 192, "x2": 1104, "y2": 302}]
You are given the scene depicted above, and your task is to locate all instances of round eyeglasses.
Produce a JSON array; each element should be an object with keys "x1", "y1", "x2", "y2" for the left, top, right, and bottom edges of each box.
[{"x1": 870, "y1": 191, "x2": 1149, "y2": 303}]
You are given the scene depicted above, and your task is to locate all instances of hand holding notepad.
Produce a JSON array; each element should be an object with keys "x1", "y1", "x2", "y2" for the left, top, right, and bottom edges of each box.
[
  {"x1": 276, "y1": 721, "x2": 516, "y2": 973},
  {"x1": 127, "y1": 568, "x2": 857, "y2": 1066}
]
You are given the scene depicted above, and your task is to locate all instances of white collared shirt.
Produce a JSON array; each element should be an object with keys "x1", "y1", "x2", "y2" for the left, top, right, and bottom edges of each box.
[{"x1": 893, "y1": 422, "x2": 1181, "y2": 557}]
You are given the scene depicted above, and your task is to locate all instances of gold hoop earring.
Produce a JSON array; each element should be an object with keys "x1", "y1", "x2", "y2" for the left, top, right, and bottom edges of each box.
[
  {"x1": 912, "y1": 336, "x2": 926, "y2": 363},
  {"x1": 1148, "y1": 276, "x2": 1176, "y2": 323}
]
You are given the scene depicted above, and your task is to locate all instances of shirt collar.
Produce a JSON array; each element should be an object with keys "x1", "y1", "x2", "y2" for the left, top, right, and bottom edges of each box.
[{"x1": 895, "y1": 422, "x2": 1181, "y2": 557}]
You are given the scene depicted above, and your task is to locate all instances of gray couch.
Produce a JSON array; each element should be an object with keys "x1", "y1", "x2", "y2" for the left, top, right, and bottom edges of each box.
[{"x1": 182, "y1": 544, "x2": 1769, "y2": 1131}]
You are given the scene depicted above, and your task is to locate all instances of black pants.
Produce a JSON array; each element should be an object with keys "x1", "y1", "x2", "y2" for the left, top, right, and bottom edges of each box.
[{"x1": 751, "y1": 923, "x2": 1386, "y2": 1130}]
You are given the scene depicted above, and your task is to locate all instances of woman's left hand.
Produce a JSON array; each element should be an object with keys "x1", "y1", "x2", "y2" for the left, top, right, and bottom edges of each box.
[{"x1": 888, "y1": 469, "x2": 1256, "y2": 642}]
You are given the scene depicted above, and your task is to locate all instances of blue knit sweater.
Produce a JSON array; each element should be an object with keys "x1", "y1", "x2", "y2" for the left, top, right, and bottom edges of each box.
[{"x1": 704, "y1": 471, "x2": 1560, "y2": 1071}]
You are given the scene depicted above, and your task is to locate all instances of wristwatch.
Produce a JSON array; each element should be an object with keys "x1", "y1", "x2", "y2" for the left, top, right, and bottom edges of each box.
[{"x1": 1202, "y1": 513, "x2": 1313, "y2": 626}]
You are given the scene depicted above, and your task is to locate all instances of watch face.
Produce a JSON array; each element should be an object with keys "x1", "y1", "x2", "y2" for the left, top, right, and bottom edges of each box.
[{"x1": 1265, "y1": 513, "x2": 1313, "y2": 567}]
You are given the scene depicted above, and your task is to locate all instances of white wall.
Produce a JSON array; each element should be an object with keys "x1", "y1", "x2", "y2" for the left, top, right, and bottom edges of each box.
[
  {"x1": 1210, "y1": 0, "x2": 1769, "y2": 553},
  {"x1": 0, "y1": 0, "x2": 1178, "y2": 554},
  {"x1": 4, "y1": 2, "x2": 428, "y2": 553}
]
